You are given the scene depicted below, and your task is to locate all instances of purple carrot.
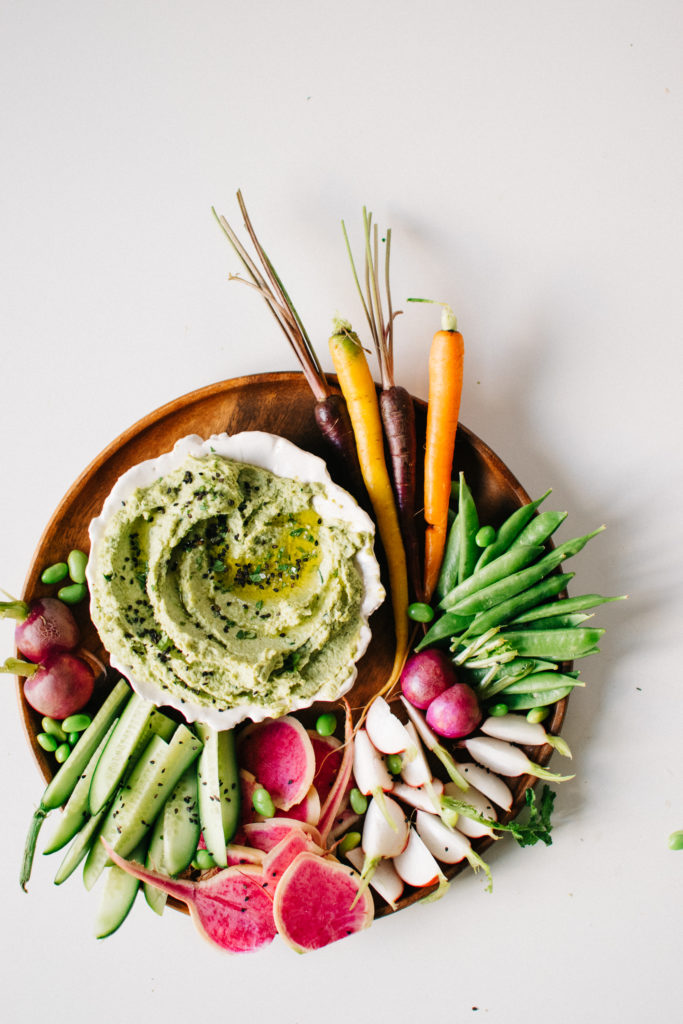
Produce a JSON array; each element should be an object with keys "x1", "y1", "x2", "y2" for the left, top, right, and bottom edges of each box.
[{"x1": 212, "y1": 195, "x2": 366, "y2": 499}]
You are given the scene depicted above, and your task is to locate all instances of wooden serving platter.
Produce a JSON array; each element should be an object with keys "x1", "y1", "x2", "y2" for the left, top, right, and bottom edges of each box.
[{"x1": 18, "y1": 371, "x2": 566, "y2": 915}]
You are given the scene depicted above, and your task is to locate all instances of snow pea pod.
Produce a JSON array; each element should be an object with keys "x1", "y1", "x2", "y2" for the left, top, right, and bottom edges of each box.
[
  {"x1": 436, "y1": 513, "x2": 460, "y2": 601},
  {"x1": 507, "y1": 510, "x2": 567, "y2": 550},
  {"x1": 445, "y1": 526, "x2": 605, "y2": 617},
  {"x1": 457, "y1": 473, "x2": 479, "y2": 582},
  {"x1": 507, "y1": 612, "x2": 590, "y2": 630},
  {"x1": 440, "y1": 544, "x2": 544, "y2": 611},
  {"x1": 511, "y1": 593, "x2": 625, "y2": 624},
  {"x1": 474, "y1": 489, "x2": 551, "y2": 571},
  {"x1": 500, "y1": 670, "x2": 583, "y2": 695},
  {"x1": 462, "y1": 572, "x2": 573, "y2": 637},
  {"x1": 500, "y1": 627, "x2": 604, "y2": 660},
  {"x1": 498, "y1": 685, "x2": 575, "y2": 710}
]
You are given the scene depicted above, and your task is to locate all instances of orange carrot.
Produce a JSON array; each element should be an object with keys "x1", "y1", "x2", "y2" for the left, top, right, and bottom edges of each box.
[
  {"x1": 328, "y1": 319, "x2": 410, "y2": 690},
  {"x1": 423, "y1": 305, "x2": 465, "y2": 600}
]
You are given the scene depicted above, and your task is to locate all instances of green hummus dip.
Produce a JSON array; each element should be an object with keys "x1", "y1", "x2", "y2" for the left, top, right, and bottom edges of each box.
[{"x1": 89, "y1": 453, "x2": 372, "y2": 718}]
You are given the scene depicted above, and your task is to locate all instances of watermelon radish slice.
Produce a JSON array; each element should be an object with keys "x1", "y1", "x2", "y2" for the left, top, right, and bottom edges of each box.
[
  {"x1": 237, "y1": 716, "x2": 315, "y2": 811},
  {"x1": 327, "y1": 808, "x2": 361, "y2": 844},
  {"x1": 318, "y1": 701, "x2": 355, "y2": 845},
  {"x1": 225, "y1": 845, "x2": 266, "y2": 867},
  {"x1": 308, "y1": 732, "x2": 343, "y2": 807},
  {"x1": 273, "y1": 851, "x2": 374, "y2": 953},
  {"x1": 102, "y1": 840, "x2": 276, "y2": 954},
  {"x1": 242, "y1": 818, "x2": 322, "y2": 853},
  {"x1": 261, "y1": 830, "x2": 322, "y2": 894},
  {"x1": 275, "y1": 785, "x2": 321, "y2": 826}
]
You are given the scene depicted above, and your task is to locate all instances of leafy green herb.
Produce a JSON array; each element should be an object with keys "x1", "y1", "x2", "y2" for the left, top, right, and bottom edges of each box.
[
  {"x1": 236, "y1": 629, "x2": 257, "y2": 640},
  {"x1": 212, "y1": 559, "x2": 226, "y2": 573},
  {"x1": 441, "y1": 784, "x2": 555, "y2": 848}
]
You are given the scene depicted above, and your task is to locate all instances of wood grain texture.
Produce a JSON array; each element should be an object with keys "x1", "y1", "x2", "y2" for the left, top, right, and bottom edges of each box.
[{"x1": 17, "y1": 371, "x2": 567, "y2": 916}]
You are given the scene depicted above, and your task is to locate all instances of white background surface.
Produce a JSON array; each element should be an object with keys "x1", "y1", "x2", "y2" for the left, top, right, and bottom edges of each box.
[{"x1": 1, "y1": 2, "x2": 681, "y2": 1021}]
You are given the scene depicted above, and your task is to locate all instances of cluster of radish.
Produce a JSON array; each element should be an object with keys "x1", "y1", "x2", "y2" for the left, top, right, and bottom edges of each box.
[
  {"x1": 350, "y1": 687, "x2": 573, "y2": 907},
  {"x1": 0, "y1": 595, "x2": 98, "y2": 719}
]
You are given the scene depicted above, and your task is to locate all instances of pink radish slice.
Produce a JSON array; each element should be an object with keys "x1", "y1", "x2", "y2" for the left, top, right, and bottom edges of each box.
[
  {"x1": 239, "y1": 770, "x2": 263, "y2": 824},
  {"x1": 242, "y1": 818, "x2": 322, "y2": 854},
  {"x1": 261, "y1": 830, "x2": 322, "y2": 894},
  {"x1": 102, "y1": 841, "x2": 276, "y2": 954},
  {"x1": 345, "y1": 846, "x2": 404, "y2": 910},
  {"x1": 275, "y1": 785, "x2": 321, "y2": 826},
  {"x1": 273, "y1": 852, "x2": 374, "y2": 953},
  {"x1": 225, "y1": 845, "x2": 266, "y2": 867},
  {"x1": 308, "y1": 732, "x2": 343, "y2": 805},
  {"x1": 238, "y1": 716, "x2": 315, "y2": 811}
]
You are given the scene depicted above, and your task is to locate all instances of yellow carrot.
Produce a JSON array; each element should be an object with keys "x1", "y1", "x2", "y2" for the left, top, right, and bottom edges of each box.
[
  {"x1": 423, "y1": 305, "x2": 465, "y2": 600},
  {"x1": 328, "y1": 320, "x2": 410, "y2": 692}
]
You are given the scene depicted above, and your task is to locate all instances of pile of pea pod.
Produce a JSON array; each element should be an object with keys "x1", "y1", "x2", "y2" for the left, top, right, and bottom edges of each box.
[{"x1": 414, "y1": 474, "x2": 622, "y2": 714}]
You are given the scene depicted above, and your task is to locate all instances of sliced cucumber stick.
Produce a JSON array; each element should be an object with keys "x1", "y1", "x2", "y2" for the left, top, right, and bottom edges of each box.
[
  {"x1": 54, "y1": 805, "x2": 109, "y2": 885},
  {"x1": 83, "y1": 725, "x2": 203, "y2": 891},
  {"x1": 94, "y1": 838, "x2": 147, "y2": 939},
  {"x1": 195, "y1": 725, "x2": 240, "y2": 868},
  {"x1": 88, "y1": 694, "x2": 159, "y2": 815},
  {"x1": 144, "y1": 814, "x2": 168, "y2": 915},
  {"x1": 163, "y1": 762, "x2": 200, "y2": 877}
]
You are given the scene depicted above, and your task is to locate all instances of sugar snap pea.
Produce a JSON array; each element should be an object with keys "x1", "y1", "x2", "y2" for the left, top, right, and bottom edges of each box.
[
  {"x1": 507, "y1": 509, "x2": 567, "y2": 550},
  {"x1": 474, "y1": 489, "x2": 551, "y2": 571},
  {"x1": 457, "y1": 473, "x2": 479, "y2": 582},
  {"x1": 511, "y1": 593, "x2": 625, "y2": 624},
  {"x1": 497, "y1": 670, "x2": 583, "y2": 695},
  {"x1": 500, "y1": 627, "x2": 604, "y2": 661},
  {"x1": 415, "y1": 610, "x2": 474, "y2": 651},
  {"x1": 507, "y1": 612, "x2": 590, "y2": 630},
  {"x1": 440, "y1": 544, "x2": 544, "y2": 611},
  {"x1": 498, "y1": 685, "x2": 575, "y2": 710},
  {"x1": 462, "y1": 572, "x2": 573, "y2": 638},
  {"x1": 435, "y1": 513, "x2": 460, "y2": 601}
]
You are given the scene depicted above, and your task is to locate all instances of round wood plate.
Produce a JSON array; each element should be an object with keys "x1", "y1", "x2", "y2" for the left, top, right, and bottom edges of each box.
[{"x1": 18, "y1": 371, "x2": 567, "y2": 917}]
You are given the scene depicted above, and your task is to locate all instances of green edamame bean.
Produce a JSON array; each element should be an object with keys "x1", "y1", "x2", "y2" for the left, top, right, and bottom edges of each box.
[
  {"x1": 668, "y1": 831, "x2": 683, "y2": 851},
  {"x1": 67, "y1": 549, "x2": 89, "y2": 585},
  {"x1": 315, "y1": 712, "x2": 337, "y2": 737},
  {"x1": 526, "y1": 707, "x2": 549, "y2": 724},
  {"x1": 475, "y1": 525, "x2": 496, "y2": 548},
  {"x1": 37, "y1": 732, "x2": 59, "y2": 752},
  {"x1": 68, "y1": 732, "x2": 81, "y2": 746},
  {"x1": 488, "y1": 704, "x2": 509, "y2": 717},
  {"x1": 252, "y1": 787, "x2": 275, "y2": 818},
  {"x1": 62, "y1": 713, "x2": 91, "y2": 733},
  {"x1": 385, "y1": 754, "x2": 403, "y2": 775},
  {"x1": 54, "y1": 743, "x2": 71, "y2": 764},
  {"x1": 57, "y1": 582, "x2": 88, "y2": 605},
  {"x1": 349, "y1": 788, "x2": 368, "y2": 815},
  {"x1": 339, "y1": 831, "x2": 362, "y2": 855},
  {"x1": 41, "y1": 717, "x2": 67, "y2": 742},
  {"x1": 407, "y1": 602, "x2": 434, "y2": 623},
  {"x1": 195, "y1": 849, "x2": 216, "y2": 870},
  {"x1": 40, "y1": 562, "x2": 69, "y2": 585}
]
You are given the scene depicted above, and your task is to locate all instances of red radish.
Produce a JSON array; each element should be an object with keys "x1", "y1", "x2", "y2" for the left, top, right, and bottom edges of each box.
[
  {"x1": 2, "y1": 652, "x2": 94, "y2": 719},
  {"x1": 458, "y1": 762, "x2": 513, "y2": 812},
  {"x1": 1, "y1": 595, "x2": 79, "y2": 662},
  {"x1": 346, "y1": 845, "x2": 404, "y2": 910},
  {"x1": 400, "y1": 650, "x2": 456, "y2": 709},
  {"x1": 102, "y1": 840, "x2": 277, "y2": 954},
  {"x1": 443, "y1": 781, "x2": 498, "y2": 840},
  {"x1": 275, "y1": 785, "x2": 321, "y2": 826},
  {"x1": 273, "y1": 851, "x2": 374, "y2": 952},
  {"x1": 393, "y1": 827, "x2": 448, "y2": 894},
  {"x1": 262, "y1": 830, "x2": 322, "y2": 893},
  {"x1": 400, "y1": 696, "x2": 468, "y2": 790},
  {"x1": 238, "y1": 716, "x2": 315, "y2": 811},
  {"x1": 365, "y1": 696, "x2": 414, "y2": 755},
  {"x1": 242, "y1": 818, "x2": 322, "y2": 854},
  {"x1": 414, "y1": 809, "x2": 492, "y2": 890},
  {"x1": 426, "y1": 682, "x2": 481, "y2": 739}
]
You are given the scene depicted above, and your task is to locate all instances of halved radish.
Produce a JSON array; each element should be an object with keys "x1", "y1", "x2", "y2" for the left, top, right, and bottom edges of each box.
[
  {"x1": 443, "y1": 781, "x2": 498, "y2": 840},
  {"x1": 393, "y1": 828, "x2": 447, "y2": 892},
  {"x1": 365, "y1": 696, "x2": 414, "y2": 754},
  {"x1": 392, "y1": 778, "x2": 444, "y2": 814},
  {"x1": 399, "y1": 721, "x2": 432, "y2": 788},
  {"x1": 273, "y1": 852, "x2": 374, "y2": 952},
  {"x1": 458, "y1": 762, "x2": 513, "y2": 811},
  {"x1": 352, "y1": 728, "x2": 393, "y2": 796},
  {"x1": 345, "y1": 846, "x2": 404, "y2": 910},
  {"x1": 238, "y1": 716, "x2": 315, "y2": 811},
  {"x1": 414, "y1": 810, "x2": 492, "y2": 891},
  {"x1": 102, "y1": 841, "x2": 276, "y2": 954}
]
